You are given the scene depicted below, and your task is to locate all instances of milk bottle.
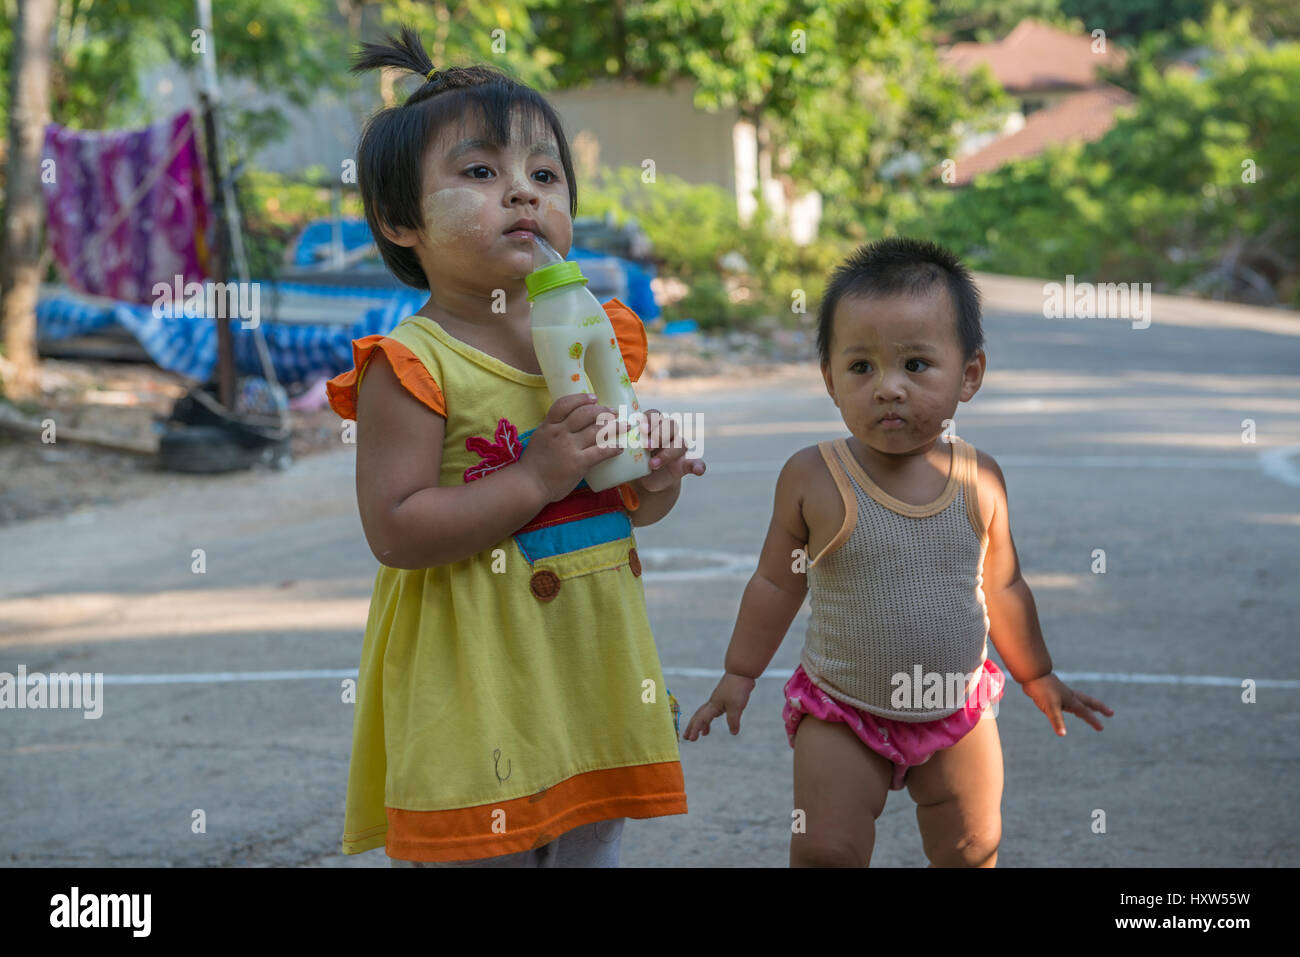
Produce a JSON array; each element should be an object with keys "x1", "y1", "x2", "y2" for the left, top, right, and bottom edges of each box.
[{"x1": 526, "y1": 235, "x2": 652, "y2": 492}]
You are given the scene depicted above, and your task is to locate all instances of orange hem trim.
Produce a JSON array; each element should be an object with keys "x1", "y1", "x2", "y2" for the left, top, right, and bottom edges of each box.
[
  {"x1": 385, "y1": 760, "x2": 685, "y2": 862},
  {"x1": 326, "y1": 336, "x2": 447, "y2": 420}
]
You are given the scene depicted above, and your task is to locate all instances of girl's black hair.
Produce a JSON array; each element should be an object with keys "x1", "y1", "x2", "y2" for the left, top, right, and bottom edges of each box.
[
  {"x1": 349, "y1": 25, "x2": 578, "y2": 290},
  {"x1": 816, "y1": 238, "x2": 984, "y2": 366}
]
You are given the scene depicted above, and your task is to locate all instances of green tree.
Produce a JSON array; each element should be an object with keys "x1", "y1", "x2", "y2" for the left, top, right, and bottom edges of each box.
[
  {"x1": 907, "y1": 4, "x2": 1299, "y2": 305},
  {"x1": 1058, "y1": 0, "x2": 1207, "y2": 38},
  {"x1": 371, "y1": 0, "x2": 559, "y2": 91},
  {"x1": 2, "y1": 1, "x2": 348, "y2": 154},
  {"x1": 533, "y1": 0, "x2": 1006, "y2": 240},
  {"x1": 931, "y1": 0, "x2": 1067, "y2": 42}
]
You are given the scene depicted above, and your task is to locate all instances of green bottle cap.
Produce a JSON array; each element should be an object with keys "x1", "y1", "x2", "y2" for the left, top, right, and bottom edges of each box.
[{"x1": 526, "y1": 261, "x2": 587, "y2": 300}]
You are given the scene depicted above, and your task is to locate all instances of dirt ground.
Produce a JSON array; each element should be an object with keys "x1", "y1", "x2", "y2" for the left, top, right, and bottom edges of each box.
[
  {"x1": 0, "y1": 357, "x2": 349, "y2": 526},
  {"x1": 0, "y1": 328, "x2": 814, "y2": 526}
]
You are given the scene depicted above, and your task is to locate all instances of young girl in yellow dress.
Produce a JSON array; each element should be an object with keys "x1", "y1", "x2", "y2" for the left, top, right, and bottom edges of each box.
[{"x1": 327, "y1": 26, "x2": 704, "y2": 867}]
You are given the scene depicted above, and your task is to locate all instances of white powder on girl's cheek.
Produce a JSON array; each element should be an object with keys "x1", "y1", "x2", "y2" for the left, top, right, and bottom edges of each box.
[
  {"x1": 539, "y1": 194, "x2": 572, "y2": 243},
  {"x1": 421, "y1": 187, "x2": 487, "y2": 246}
]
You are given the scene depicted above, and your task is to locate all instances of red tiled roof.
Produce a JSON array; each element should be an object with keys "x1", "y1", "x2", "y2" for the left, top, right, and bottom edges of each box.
[
  {"x1": 950, "y1": 84, "x2": 1135, "y2": 185},
  {"x1": 941, "y1": 19, "x2": 1127, "y2": 93}
]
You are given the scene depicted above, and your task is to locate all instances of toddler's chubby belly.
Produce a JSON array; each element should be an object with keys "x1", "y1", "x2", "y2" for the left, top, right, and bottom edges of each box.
[{"x1": 802, "y1": 617, "x2": 988, "y2": 720}]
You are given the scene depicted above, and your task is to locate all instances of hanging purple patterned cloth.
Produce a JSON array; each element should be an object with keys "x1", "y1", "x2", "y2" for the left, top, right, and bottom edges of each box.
[{"x1": 42, "y1": 109, "x2": 211, "y2": 305}]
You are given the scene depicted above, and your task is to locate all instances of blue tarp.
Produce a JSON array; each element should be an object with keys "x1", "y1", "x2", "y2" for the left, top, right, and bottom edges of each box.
[
  {"x1": 36, "y1": 267, "x2": 656, "y2": 387},
  {"x1": 291, "y1": 219, "x2": 379, "y2": 266},
  {"x1": 566, "y1": 246, "x2": 660, "y2": 321},
  {"x1": 37, "y1": 283, "x2": 426, "y2": 386},
  {"x1": 290, "y1": 219, "x2": 661, "y2": 319},
  {"x1": 33, "y1": 220, "x2": 659, "y2": 386}
]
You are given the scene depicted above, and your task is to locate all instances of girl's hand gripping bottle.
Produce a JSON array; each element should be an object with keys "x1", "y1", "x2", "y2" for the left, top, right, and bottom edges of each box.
[{"x1": 526, "y1": 235, "x2": 652, "y2": 492}]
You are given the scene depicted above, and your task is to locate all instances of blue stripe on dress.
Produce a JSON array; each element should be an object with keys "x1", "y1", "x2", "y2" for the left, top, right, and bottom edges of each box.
[{"x1": 513, "y1": 510, "x2": 632, "y2": 563}]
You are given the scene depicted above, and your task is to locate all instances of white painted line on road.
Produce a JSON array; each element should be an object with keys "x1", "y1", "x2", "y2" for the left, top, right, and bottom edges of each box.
[
  {"x1": 1259, "y1": 446, "x2": 1300, "y2": 487},
  {"x1": 705, "y1": 455, "x2": 1261, "y2": 474},
  {"x1": 1047, "y1": 671, "x2": 1293, "y2": 687},
  {"x1": 637, "y1": 547, "x2": 757, "y2": 581},
  {"x1": 99, "y1": 669, "x2": 358, "y2": 685},
  {"x1": 90, "y1": 668, "x2": 1300, "y2": 688},
  {"x1": 663, "y1": 668, "x2": 1297, "y2": 688}
]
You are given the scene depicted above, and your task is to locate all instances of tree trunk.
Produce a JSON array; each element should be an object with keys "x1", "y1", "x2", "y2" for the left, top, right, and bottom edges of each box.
[{"x1": 1, "y1": 0, "x2": 57, "y2": 403}]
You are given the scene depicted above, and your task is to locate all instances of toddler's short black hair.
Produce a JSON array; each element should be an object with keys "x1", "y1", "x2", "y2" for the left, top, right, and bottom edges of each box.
[
  {"x1": 816, "y1": 238, "x2": 983, "y2": 366},
  {"x1": 350, "y1": 25, "x2": 578, "y2": 290}
]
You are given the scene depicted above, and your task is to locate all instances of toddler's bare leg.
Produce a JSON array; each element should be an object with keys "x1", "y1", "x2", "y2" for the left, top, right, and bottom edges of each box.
[
  {"x1": 790, "y1": 715, "x2": 894, "y2": 867},
  {"x1": 906, "y1": 713, "x2": 1003, "y2": 867}
]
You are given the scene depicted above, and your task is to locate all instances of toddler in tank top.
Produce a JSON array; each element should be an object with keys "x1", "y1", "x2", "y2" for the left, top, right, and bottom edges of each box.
[{"x1": 684, "y1": 238, "x2": 1113, "y2": 867}]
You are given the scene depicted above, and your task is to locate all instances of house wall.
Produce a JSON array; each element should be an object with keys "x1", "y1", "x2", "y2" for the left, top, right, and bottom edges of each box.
[
  {"x1": 540, "y1": 81, "x2": 820, "y2": 244},
  {"x1": 545, "y1": 79, "x2": 739, "y2": 199}
]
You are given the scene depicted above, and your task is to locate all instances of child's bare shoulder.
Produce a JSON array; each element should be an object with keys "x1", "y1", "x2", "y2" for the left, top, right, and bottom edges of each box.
[
  {"x1": 354, "y1": 346, "x2": 446, "y2": 562},
  {"x1": 969, "y1": 443, "x2": 1009, "y2": 536},
  {"x1": 775, "y1": 444, "x2": 844, "y2": 562}
]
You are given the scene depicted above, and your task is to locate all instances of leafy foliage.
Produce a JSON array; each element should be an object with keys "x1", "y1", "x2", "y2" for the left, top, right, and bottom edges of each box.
[
  {"x1": 3, "y1": 0, "x2": 1294, "y2": 316},
  {"x1": 1058, "y1": 0, "x2": 1207, "y2": 38},
  {"x1": 897, "y1": 6, "x2": 1300, "y2": 304},
  {"x1": 580, "y1": 164, "x2": 846, "y2": 328},
  {"x1": 931, "y1": 0, "x2": 1069, "y2": 42},
  {"x1": 237, "y1": 167, "x2": 365, "y2": 278}
]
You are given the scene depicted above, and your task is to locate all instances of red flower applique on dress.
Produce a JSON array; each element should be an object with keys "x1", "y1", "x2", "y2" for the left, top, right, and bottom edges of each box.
[{"x1": 464, "y1": 417, "x2": 523, "y2": 483}]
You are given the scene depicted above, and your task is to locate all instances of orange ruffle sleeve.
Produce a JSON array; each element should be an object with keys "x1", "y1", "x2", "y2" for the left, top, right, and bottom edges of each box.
[
  {"x1": 325, "y1": 336, "x2": 446, "y2": 422},
  {"x1": 602, "y1": 297, "x2": 647, "y2": 383}
]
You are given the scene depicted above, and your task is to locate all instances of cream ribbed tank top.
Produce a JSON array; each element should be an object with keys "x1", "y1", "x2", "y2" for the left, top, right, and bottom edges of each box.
[{"x1": 801, "y1": 436, "x2": 990, "y2": 722}]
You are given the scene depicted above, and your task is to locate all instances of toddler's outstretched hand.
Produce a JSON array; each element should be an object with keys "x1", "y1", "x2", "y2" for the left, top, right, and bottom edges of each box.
[
  {"x1": 682, "y1": 673, "x2": 756, "y2": 741},
  {"x1": 1022, "y1": 673, "x2": 1114, "y2": 736}
]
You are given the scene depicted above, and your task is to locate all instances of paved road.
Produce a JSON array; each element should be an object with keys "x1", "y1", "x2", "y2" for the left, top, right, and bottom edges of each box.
[{"x1": 3, "y1": 281, "x2": 1298, "y2": 867}]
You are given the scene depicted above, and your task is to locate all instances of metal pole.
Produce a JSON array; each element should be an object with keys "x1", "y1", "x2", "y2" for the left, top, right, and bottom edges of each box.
[
  {"x1": 192, "y1": 0, "x2": 286, "y2": 435},
  {"x1": 194, "y1": 0, "x2": 234, "y2": 410}
]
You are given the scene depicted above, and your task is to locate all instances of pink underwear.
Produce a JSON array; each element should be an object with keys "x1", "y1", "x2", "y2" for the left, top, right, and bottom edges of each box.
[{"x1": 783, "y1": 659, "x2": 1006, "y2": 790}]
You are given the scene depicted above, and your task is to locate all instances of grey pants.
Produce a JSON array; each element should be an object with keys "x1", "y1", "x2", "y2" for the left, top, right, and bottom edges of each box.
[{"x1": 390, "y1": 818, "x2": 625, "y2": 868}]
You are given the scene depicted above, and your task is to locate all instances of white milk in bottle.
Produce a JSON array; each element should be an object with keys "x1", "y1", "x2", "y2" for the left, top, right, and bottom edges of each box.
[{"x1": 526, "y1": 236, "x2": 651, "y2": 492}]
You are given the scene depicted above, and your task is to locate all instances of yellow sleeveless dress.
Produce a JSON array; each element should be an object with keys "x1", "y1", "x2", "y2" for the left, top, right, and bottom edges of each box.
[{"x1": 326, "y1": 299, "x2": 686, "y2": 862}]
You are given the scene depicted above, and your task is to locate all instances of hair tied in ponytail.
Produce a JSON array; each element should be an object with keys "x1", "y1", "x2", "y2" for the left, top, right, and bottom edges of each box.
[{"x1": 349, "y1": 22, "x2": 579, "y2": 290}]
